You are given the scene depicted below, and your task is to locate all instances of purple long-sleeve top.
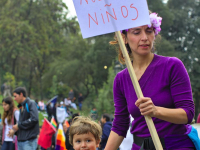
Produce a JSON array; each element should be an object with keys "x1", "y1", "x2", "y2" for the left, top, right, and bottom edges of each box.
[{"x1": 112, "y1": 54, "x2": 195, "y2": 150}]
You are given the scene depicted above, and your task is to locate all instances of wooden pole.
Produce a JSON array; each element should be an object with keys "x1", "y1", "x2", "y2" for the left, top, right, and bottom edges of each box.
[{"x1": 115, "y1": 31, "x2": 163, "y2": 150}]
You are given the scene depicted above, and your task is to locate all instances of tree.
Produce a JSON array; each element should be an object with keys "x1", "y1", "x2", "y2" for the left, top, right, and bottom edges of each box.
[
  {"x1": 95, "y1": 67, "x2": 115, "y2": 116},
  {"x1": 0, "y1": 0, "x2": 72, "y2": 98},
  {"x1": 3, "y1": 72, "x2": 16, "y2": 92},
  {"x1": 167, "y1": 0, "x2": 200, "y2": 120}
]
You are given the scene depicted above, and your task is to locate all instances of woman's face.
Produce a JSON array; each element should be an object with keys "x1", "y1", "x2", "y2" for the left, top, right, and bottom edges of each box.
[
  {"x1": 125, "y1": 25, "x2": 155, "y2": 56},
  {"x1": 2, "y1": 101, "x2": 10, "y2": 111}
]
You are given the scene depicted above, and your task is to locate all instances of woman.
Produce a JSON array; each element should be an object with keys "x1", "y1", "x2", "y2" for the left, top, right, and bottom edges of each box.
[
  {"x1": 2, "y1": 97, "x2": 19, "y2": 150},
  {"x1": 105, "y1": 12, "x2": 196, "y2": 150}
]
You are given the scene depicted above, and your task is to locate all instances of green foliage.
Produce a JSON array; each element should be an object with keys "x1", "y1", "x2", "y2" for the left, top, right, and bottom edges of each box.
[
  {"x1": 0, "y1": 0, "x2": 200, "y2": 120},
  {"x1": 50, "y1": 75, "x2": 58, "y2": 98},
  {"x1": 95, "y1": 67, "x2": 115, "y2": 116},
  {"x1": 57, "y1": 84, "x2": 71, "y2": 98},
  {"x1": 166, "y1": 0, "x2": 200, "y2": 119},
  {"x1": 3, "y1": 72, "x2": 16, "y2": 90}
]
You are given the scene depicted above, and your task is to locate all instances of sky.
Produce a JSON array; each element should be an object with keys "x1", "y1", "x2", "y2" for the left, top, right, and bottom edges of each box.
[
  {"x1": 63, "y1": 0, "x2": 77, "y2": 18},
  {"x1": 63, "y1": 0, "x2": 169, "y2": 18}
]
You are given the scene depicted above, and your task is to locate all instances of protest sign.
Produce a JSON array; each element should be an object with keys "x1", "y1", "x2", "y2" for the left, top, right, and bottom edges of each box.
[
  {"x1": 57, "y1": 107, "x2": 67, "y2": 123},
  {"x1": 73, "y1": 0, "x2": 150, "y2": 38}
]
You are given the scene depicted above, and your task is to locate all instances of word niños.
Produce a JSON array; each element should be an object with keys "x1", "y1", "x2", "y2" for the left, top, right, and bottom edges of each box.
[{"x1": 87, "y1": 3, "x2": 138, "y2": 28}]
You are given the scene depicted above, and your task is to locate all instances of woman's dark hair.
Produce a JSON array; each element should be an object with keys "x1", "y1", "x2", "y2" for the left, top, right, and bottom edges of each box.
[
  {"x1": 13, "y1": 87, "x2": 27, "y2": 97},
  {"x1": 2, "y1": 97, "x2": 16, "y2": 125}
]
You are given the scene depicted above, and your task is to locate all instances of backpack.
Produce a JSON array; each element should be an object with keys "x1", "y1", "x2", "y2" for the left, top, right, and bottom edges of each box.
[{"x1": 25, "y1": 99, "x2": 39, "y2": 113}]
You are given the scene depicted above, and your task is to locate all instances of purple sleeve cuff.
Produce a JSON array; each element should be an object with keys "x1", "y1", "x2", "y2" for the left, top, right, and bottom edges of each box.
[
  {"x1": 111, "y1": 116, "x2": 130, "y2": 137},
  {"x1": 182, "y1": 108, "x2": 194, "y2": 124}
]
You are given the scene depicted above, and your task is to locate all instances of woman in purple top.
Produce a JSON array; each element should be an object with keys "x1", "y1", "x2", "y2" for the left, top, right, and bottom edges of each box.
[{"x1": 104, "y1": 12, "x2": 195, "y2": 150}]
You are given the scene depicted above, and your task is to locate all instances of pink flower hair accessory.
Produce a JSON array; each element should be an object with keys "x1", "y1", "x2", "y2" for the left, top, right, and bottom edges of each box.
[
  {"x1": 120, "y1": 12, "x2": 162, "y2": 36},
  {"x1": 148, "y1": 13, "x2": 162, "y2": 35}
]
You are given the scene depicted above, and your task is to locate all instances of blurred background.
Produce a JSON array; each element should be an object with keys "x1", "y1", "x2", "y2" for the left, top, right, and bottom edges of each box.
[{"x1": 0, "y1": 0, "x2": 200, "y2": 121}]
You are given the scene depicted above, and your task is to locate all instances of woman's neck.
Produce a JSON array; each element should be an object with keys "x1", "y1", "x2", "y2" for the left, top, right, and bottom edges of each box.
[{"x1": 132, "y1": 53, "x2": 154, "y2": 70}]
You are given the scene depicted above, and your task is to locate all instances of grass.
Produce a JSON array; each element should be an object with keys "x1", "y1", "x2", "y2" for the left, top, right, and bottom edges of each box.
[{"x1": 0, "y1": 95, "x2": 4, "y2": 117}]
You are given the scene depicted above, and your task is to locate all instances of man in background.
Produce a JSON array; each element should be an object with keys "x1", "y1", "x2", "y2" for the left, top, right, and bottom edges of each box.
[
  {"x1": 68, "y1": 89, "x2": 74, "y2": 101},
  {"x1": 1, "y1": 83, "x2": 5, "y2": 95},
  {"x1": 100, "y1": 114, "x2": 112, "y2": 150},
  {"x1": 78, "y1": 93, "x2": 84, "y2": 111},
  {"x1": 12, "y1": 87, "x2": 39, "y2": 150}
]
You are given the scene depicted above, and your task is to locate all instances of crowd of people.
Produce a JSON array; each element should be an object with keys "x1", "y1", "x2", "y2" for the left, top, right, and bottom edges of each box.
[{"x1": 0, "y1": 87, "x2": 121, "y2": 150}]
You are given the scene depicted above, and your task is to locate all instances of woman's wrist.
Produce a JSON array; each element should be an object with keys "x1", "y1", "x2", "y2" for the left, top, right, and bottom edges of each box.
[{"x1": 154, "y1": 106, "x2": 161, "y2": 118}]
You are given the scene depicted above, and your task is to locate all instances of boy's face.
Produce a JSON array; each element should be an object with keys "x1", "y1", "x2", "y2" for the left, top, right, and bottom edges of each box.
[{"x1": 73, "y1": 132, "x2": 100, "y2": 150}]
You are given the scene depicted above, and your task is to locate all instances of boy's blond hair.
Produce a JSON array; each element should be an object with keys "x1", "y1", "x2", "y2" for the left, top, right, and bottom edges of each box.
[{"x1": 69, "y1": 116, "x2": 102, "y2": 145}]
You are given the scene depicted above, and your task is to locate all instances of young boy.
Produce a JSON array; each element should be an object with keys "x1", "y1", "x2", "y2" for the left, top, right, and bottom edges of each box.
[{"x1": 69, "y1": 116, "x2": 102, "y2": 150}]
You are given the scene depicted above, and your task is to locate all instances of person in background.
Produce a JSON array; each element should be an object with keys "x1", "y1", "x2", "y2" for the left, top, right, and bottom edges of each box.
[
  {"x1": 1, "y1": 83, "x2": 5, "y2": 95},
  {"x1": 12, "y1": 87, "x2": 39, "y2": 150},
  {"x1": 35, "y1": 98, "x2": 39, "y2": 105},
  {"x1": 2, "y1": 97, "x2": 19, "y2": 150},
  {"x1": 64, "y1": 113, "x2": 80, "y2": 150},
  {"x1": 52, "y1": 102, "x2": 58, "y2": 124},
  {"x1": 100, "y1": 114, "x2": 112, "y2": 150},
  {"x1": 90, "y1": 107, "x2": 98, "y2": 120},
  {"x1": 68, "y1": 89, "x2": 74, "y2": 102},
  {"x1": 78, "y1": 93, "x2": 84, "y2": 111},
  {"x1": 46, "y1": 103, "x2": 53, "y2": 121},
  {"x1": 3, "y1": 83, "x2": 11, "y2": 97},
  {"x1": 38, "y1": 100, "x2": 45, "y2": 111},
  {"x1": 60, "y1": 101, "x2": 65, "y2": 108},
  {"x1": 0, "y1": 121, "x2": 3, "y2": 150},
  {"x1": 64, "y1": 97, "x2": 70, "y2": 108}
]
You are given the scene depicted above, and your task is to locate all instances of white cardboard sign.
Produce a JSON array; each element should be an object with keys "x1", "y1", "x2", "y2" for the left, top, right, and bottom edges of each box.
[{"x1": 72, "y1": 0, "x2": 150, "y2": 38}]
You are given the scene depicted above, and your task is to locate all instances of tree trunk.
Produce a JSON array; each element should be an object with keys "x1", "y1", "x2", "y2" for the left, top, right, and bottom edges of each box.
[
  {"x1": 12, "y1": 57, "x2": 17, "y2": 75},
  {"x1": 39, "y1": 73, "x2": 43, "y2": 99},
  {"x1": 28, "y1": 62, "x2": 33, "y2": 97}
]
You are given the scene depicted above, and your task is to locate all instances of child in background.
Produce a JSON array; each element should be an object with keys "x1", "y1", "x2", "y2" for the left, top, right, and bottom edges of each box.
[
  {"x1": 69, "y1": 116, "x2": 102, "y2": 150},
  {"x1": 90, "y1": 107, "x2": 97, "y2": 120}
]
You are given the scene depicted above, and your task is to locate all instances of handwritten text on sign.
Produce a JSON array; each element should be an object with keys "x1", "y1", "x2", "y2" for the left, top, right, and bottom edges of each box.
[{"x1": 72, "y1": 0, "x2": 150, "y2": 38}]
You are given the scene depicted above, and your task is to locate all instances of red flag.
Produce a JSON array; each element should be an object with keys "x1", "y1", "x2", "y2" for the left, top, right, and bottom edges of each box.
[
  {"x1": 65, "y1": 120, "x2": 70, "y2": 128},
  {"x1": 38, "y1": 118, "x2": 56, "y2": 149}
]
